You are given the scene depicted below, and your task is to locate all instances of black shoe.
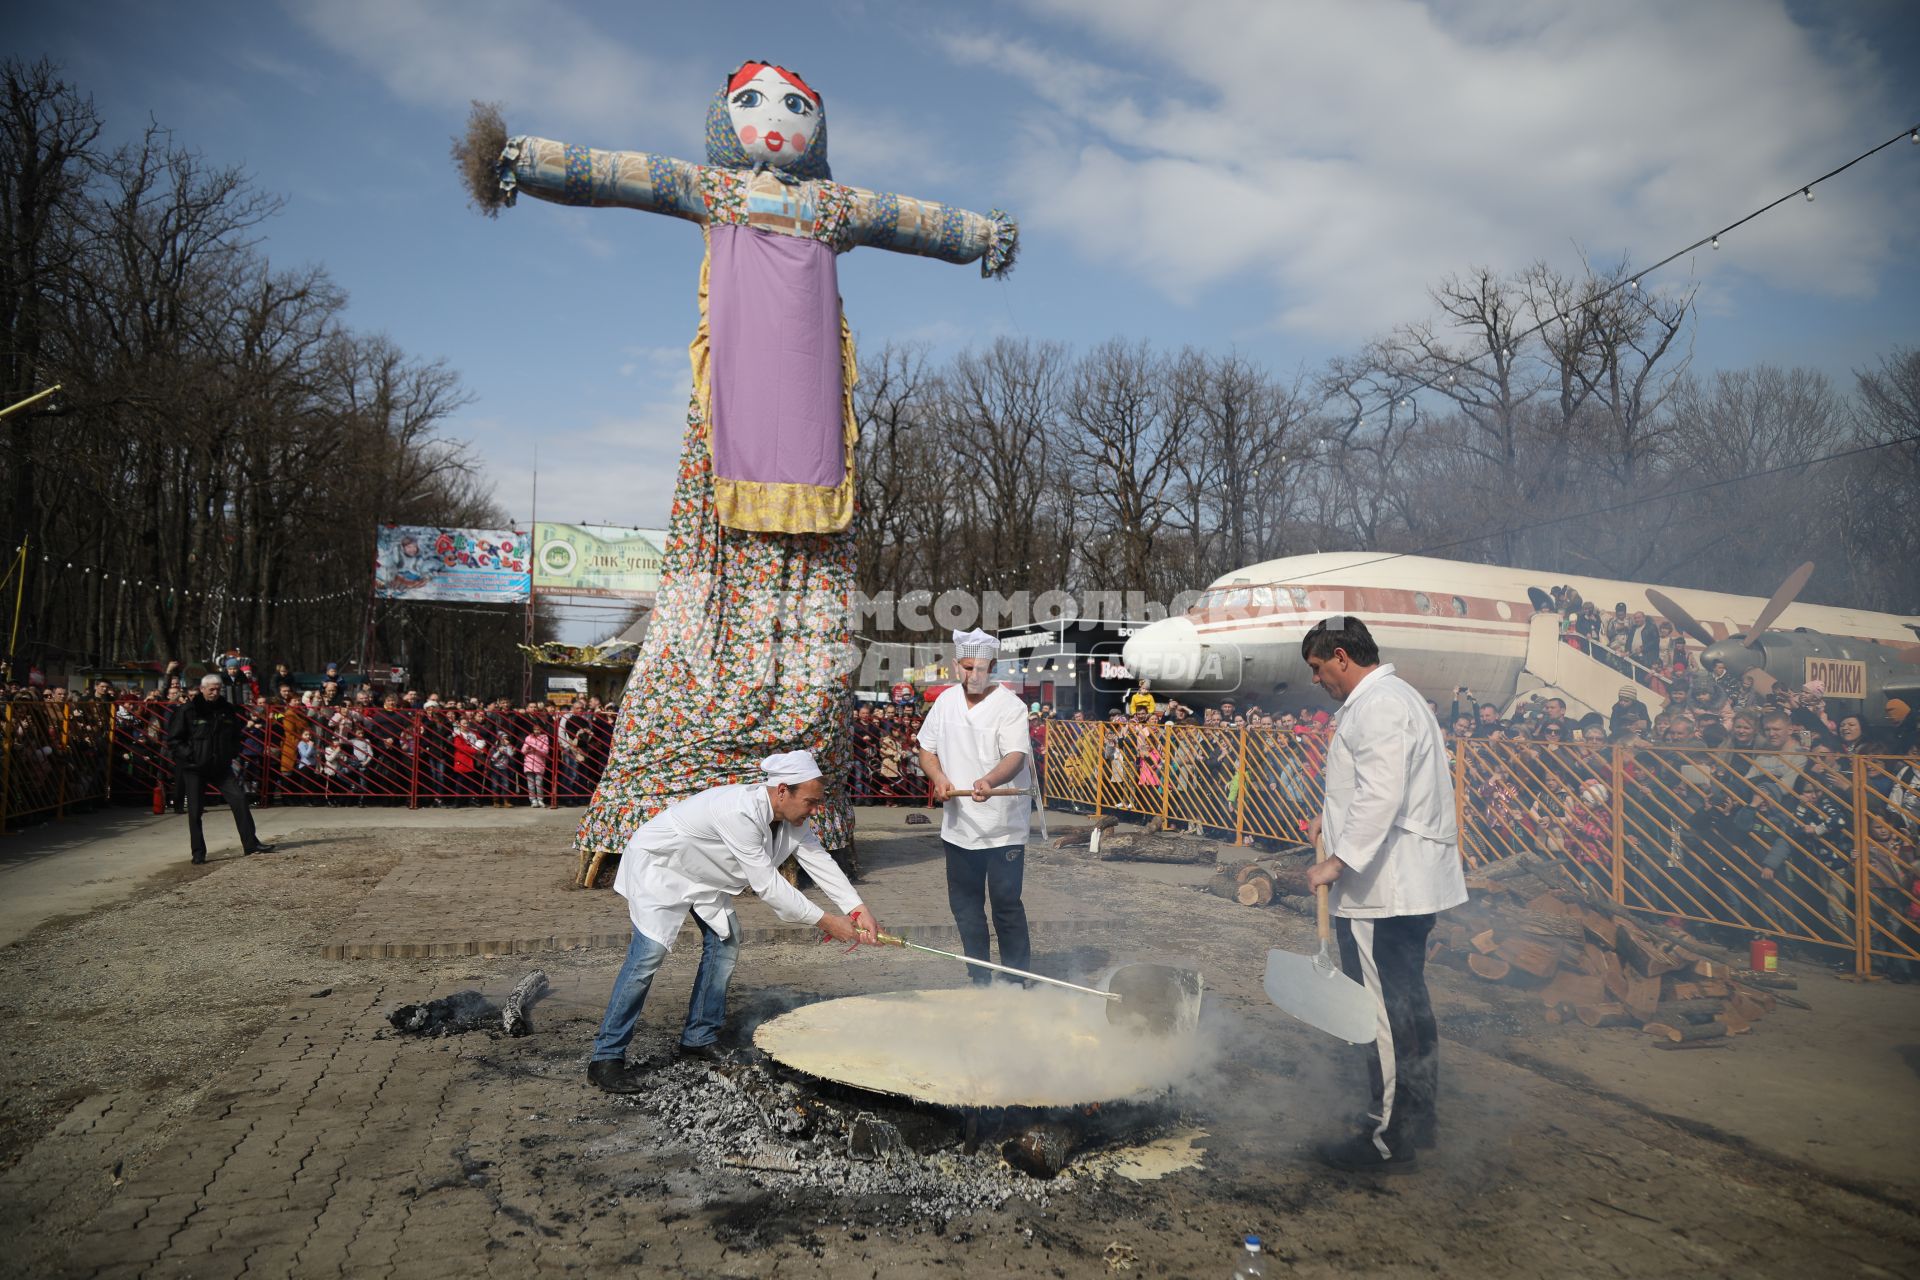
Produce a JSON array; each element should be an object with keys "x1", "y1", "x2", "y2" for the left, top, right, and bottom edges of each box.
[
  {"x1": 587, "y1": 1059, "x2": 649, "y2": 1094},
  {"x1": 1313, "y1": 1132, "x2": 1417, "y2": 1173},
  {"x1": 247, "y1": 843, "x2": 276, "y2": 855},
  {"x1": 675, "y1": 1042, "x2": 731, "y2": 1064},
  {"x1": 190, "y1": 853, "x2": 206, "y2": 865}
]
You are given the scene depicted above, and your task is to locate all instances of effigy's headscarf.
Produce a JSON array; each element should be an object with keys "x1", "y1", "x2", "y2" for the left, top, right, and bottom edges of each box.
[{"x1": 705, "y1": 60, "x2": 833, "y2": 183}]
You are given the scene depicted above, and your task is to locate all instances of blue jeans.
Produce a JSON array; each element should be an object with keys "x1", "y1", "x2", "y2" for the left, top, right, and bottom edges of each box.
[
  {"x1": 944, "y1": 840, "x2": 1030, "y2": 984},
  {"x1": 590, "y1": 910, "x2": 739, "y2": 1061}
]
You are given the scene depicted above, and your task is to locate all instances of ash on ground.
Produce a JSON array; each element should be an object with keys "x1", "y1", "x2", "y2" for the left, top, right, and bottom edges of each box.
[{"x1": 615, "y1": 1056, "x2": 1192, "y2": 1223}]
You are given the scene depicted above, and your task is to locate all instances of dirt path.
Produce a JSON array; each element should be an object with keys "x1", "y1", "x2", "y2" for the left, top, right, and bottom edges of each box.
[{"x1": 1, "y1": 810, "x2": 1916, "y2": 1278}]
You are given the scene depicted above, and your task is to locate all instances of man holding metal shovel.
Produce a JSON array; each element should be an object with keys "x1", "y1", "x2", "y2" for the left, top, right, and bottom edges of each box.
[
  {"x1": 587, "y1": 751, "x2": 881, "y2": 1093},
  {"x1": 917, "y1": 629, "x2": 1035, "y2": 986},
  {"x1": 1299, "y1": 616, "x2": 1466, "y2": 1172}
]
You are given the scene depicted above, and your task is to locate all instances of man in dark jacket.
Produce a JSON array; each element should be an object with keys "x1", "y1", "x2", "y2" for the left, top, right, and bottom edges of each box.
[{"x1": 167, "y1": 673, "x2": 273, "y2": 864}]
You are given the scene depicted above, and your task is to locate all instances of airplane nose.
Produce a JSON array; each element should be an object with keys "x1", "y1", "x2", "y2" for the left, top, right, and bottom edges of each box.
[{"x1": 1121, "y1": 616, "x2": 1242, "y2": 693}]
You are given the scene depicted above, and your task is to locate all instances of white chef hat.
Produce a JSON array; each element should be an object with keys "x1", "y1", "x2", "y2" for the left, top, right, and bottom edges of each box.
[
  {"x1": 761, "y1": 750, "x2": 823, "y2": 786},
  {"x1": 952, "y1": 628, "x2": 1000, "y2": 660}
]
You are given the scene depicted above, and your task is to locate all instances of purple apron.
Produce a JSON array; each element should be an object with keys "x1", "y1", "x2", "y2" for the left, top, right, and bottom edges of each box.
[{"x1": 706, "y1": 223, "x2": 846, "y2": 500}]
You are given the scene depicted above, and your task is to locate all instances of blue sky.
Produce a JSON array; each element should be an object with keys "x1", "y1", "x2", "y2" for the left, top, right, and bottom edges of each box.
[{"x1": 18, "y1": 0, "x2": 1920, "y2": 545}]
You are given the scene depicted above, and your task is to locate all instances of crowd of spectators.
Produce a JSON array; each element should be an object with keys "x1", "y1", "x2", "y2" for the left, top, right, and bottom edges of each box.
[{"x1": 2, "y1": 659, "x2": 619, "y2": 811}]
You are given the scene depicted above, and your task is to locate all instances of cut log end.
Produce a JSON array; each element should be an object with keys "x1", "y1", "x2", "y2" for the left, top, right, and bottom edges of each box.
[{"x1": 1467, "y1": 954, "x2": 1512, "y2": 982}]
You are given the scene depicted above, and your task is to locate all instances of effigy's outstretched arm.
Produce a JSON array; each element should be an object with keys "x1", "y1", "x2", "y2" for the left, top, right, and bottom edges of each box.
[
  {"x1": 844, "y1": 186, "x2": 1018, "y2": 278},
  {"x1": 496, "y1": 135, "x2": 708, "y2": 222}
]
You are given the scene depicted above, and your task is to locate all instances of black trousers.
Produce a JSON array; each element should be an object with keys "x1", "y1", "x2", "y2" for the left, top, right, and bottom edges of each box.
[
  {"x1": 181, "y1": 766, "x2": 260, "y2": 860},
  {"x1": 943, "y1": 840, "x2": 1031, "y2": 984},
  {"x1": 1334, "y1": 913, "x2": 1439, "y2": 1157}
]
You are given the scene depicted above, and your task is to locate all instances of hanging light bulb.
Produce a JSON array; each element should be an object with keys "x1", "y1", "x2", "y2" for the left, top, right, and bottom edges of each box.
[
  {"x1": 1628, "y1": 279, "x2": 1638, "y2": 290},
  {"x1": 1802, "y1": 187, "x2": 1813, "y2": 202},
  {"x1": 1710, "y1": 236, "x2": 1720, "y2": 250}
]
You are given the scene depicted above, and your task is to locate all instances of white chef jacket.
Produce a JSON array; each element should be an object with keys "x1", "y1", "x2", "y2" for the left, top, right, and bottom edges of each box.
[
  {"x1": 1322, "y1": 664, "x2": 1467, "y2": 919},
  {"x1": 612, "y1": 782, "x2": 864, "y2": 949},
  {"x1": 916, "y1": 684, "x2": 1032, "y2": 850}
]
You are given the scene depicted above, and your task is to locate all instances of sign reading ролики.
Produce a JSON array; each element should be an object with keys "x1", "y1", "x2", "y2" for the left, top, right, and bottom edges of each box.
[
  {"x1": 533, "y1": 523, "x2": 668, "y2": 599},
  {"x1": 1803, "y1": 657, "x2": 1867, "y2": 700}
]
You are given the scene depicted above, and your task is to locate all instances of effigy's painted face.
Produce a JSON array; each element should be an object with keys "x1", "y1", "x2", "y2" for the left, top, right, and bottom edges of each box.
[{"x1": 727, "y1": 66, "x2": 819, "y2": 169}]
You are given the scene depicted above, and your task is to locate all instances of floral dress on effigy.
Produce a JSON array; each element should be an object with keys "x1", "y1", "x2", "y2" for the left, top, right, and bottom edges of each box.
[{"x1": 495, "y1": 113, "x2": 1015, "y2": 871}]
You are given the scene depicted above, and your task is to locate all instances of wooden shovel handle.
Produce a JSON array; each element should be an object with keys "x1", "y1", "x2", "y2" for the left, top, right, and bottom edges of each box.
[{"x1": 1314, "y1": 832, "x2": 1332, "y2": 946}]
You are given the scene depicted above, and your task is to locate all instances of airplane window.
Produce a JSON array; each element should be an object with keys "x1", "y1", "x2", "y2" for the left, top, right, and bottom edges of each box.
[
  {"x1": 1496, "y1": 600, "x2": 1512, "y2": 620},
  {"x1": 1414, "y1": 592, "x2": 1433, "y2": 614},
  {"x1": 1289, "y1": 586, "x2": 1309, "y2": 609},
  {"x1": 1451, "y1": 596, "x2": 1468, "y2": 617},
  {"x1": 1223, "y1": 588, "x2": 1252, "y2": 613},
  {"x1": 1250, "y1": 587, "x2": 1274, "y2": 612}
]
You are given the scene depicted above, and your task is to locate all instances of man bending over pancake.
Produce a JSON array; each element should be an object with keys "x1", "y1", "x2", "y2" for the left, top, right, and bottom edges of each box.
[{"x1": 587, "y1": 750, "x2": 881, "y2": 1093}]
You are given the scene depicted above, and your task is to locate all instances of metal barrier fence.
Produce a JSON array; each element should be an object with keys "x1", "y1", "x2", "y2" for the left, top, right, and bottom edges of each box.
[
  {"x1": 1042, "y1": 721, "x2": 1920, "y2": 977},
  {"x1": 0, "y1": 701, "x2": 622, "y2": 829},
  {"x1": 1, "y1": 702, "x2": 114, "y2": 829}
]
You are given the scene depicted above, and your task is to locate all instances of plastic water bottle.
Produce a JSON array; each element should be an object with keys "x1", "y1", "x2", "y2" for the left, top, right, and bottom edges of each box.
[{"x1": 1234, "y1": 1235, "x2": 1264, "y2": 1279}]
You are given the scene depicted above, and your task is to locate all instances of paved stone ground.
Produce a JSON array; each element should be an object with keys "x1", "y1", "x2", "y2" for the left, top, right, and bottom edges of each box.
[{"x1": 7, "y1": 806, "x2": 1920, "y2": 1278}]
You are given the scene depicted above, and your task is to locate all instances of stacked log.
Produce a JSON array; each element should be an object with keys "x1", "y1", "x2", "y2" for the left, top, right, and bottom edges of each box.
[{"x1": 1429, "y1": 877, "x2": 1800, "y2": 1042}]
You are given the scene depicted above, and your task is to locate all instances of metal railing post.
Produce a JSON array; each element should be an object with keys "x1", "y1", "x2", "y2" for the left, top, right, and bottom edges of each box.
[
  {"x1": 1093, "y1": 724, "x2": 1106, "y2": 819},
  {"x1": 1233, "y1": 723, "x2": 1250, "y2": 845},
  {"x1": 1158, "y1": 724, "x2": 1172, "y2": 827},
  {"x1": 259, "y1": 710, "x2": 276, "y2": 807},
  {"x1": 408, "y1": 710, "x2": 423, "y2": 810},
  {"x1": 1610, "y1": 745, "x2": 1626, "y2": 905},
  {"x1": 56, "y1": 705, "x2": 69, "y2": 819},
  {"x1": 1853, "y1": 756, "x2": 1871, "y2": 979},
  {"x1": 1452, "y1": 738, "x2": 1468, "y2": 864},
  {"x1": 1, "y1": 702, "x2": 13, "y2": 834}
]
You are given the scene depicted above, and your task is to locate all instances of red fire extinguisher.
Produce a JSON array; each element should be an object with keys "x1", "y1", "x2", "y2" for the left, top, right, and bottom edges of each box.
[
  {"x1": 152, "y1": 782, "x2": 165, "y2": 814},
  {"x1": 1748, "y1": 936, "x2": 1778, "y2": 973}
]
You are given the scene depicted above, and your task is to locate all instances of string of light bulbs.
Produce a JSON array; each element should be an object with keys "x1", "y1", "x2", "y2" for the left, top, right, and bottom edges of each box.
[
  {"x1": 27, "y1": 550, "x2": 357, "y2": 608},
  {"x1": 1336, "y1": 121, "x2": 1920, "y2": 428}
]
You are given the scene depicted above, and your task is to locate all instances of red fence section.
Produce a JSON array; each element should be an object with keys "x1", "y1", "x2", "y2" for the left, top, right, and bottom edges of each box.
[{"x1": 96, "y1": 701, "x2": 619, "y2": 813}]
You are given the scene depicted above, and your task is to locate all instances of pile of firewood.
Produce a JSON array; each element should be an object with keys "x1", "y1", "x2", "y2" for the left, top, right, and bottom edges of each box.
[{"x1": 1438, "y1": 861, "x2": 1804, "y2": 1046}]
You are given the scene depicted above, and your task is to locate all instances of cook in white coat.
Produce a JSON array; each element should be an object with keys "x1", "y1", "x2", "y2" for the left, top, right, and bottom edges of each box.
[
  {"x1": 916, "y1": 629, "x2": 1033, "y2": 983},
  {"x1": 586, "y1": 751, "x2": 880, "y2": 1093},
  {"x1": 1301, "y1": 616, "x2": 1467, "y2": 1171}
]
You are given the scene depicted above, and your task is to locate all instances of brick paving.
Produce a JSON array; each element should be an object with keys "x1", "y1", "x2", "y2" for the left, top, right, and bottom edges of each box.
[{"x1": 10, "y1": 803, "x2": 1920, "y2": 1278}]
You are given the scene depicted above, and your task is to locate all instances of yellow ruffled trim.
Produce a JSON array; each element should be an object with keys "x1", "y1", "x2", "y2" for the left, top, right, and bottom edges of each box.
[{"x1": 692, "y1": 233, "x2": 859, "y2": 535}]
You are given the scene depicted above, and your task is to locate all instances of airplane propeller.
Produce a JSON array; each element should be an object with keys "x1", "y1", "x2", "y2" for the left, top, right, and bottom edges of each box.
[
  {"x1": 1643, "y1": 588, "x2": 1714, "y2": 647},
  {"x1": 1645, "y1": 562, "x2": 1816, "y2": 654},
  {"x1": 1742, "y1": 561, "x2": 1814, "y2": 647}
]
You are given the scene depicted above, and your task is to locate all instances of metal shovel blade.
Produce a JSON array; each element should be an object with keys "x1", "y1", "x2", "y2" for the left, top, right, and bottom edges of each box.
[
  {"x1": 1263, "y1": 945, "x2": 1378, "y2": 1045},
  {"x1": 1105, "y1": 963, "x2": 1204, "y2": 1037}
]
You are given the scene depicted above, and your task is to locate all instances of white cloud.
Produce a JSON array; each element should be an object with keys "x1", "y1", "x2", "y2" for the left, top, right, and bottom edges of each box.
[
  {"x1": 285, "y1": 0, "x2": 706, "y2": 143},
  {"x1": 949, "y1": 0, "x2": 1912, "y2": 339}
]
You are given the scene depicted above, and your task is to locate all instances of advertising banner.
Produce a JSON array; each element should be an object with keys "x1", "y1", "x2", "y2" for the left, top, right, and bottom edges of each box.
[
  {"x1": 533, "y1": 523, "x2": 668, "y2": 598},
  {"x1": 373, "y1": 526, "x2": 530, "y2": 603}
]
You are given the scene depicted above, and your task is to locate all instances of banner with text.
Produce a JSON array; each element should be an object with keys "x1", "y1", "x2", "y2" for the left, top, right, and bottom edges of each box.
[
  {"x1": 373, "y1": 526, "x2": 530, "y2": 603},
  {"x1": 533, "y1": 523, "x2": 668, "y2": 599}
]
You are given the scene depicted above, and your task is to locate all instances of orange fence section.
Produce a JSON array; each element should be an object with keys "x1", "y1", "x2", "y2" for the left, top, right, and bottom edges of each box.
[{"x1": 1042, "y1": 721, "x2": 1920, "y2": 977}]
